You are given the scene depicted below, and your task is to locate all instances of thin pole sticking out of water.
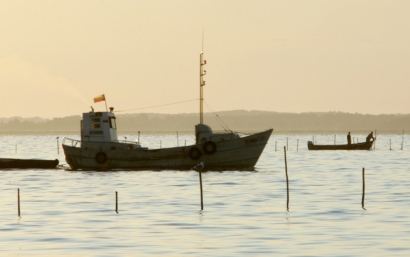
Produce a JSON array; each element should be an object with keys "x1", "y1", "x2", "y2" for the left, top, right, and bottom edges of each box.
[
  {"x1": 297, "y1": 139, "x2": 299, "y2": 151},
  {"x1": 284, "y1": 146, "x2": 289, "y2": 210},
  {"x1": 401, "y1": 130, "x2": 404, "y2": 150},
  {"x1": 115, "y1": 191, "x2": 118, "y2": 213},
  {"x1": 18, "y1": 188, "x2": 20, "y2": 217},
  {"x1": 362, "y1": 168, "x2": 366, "y2": 210},
  {"x1": 390, "y1": 139, "x2": 392, "y2": 150},
  {"x1": 176, "y1": 132, "x2": 179, "y2": 147},
  {"x1": 199, "y1": 170, "x2": 204, "y2": 210},
  {"x1": 56, "y1": 137, "x2": 59, "y2": 154},
  {"x1": 275, "y1": 141, "x2": 277, "y2": 152},
  {"x1": 15, "y1": 144, "x2": 17, "y2": 154},
  {"x1": 373, "y1": 130, "x2": 377, "y2": 150}
]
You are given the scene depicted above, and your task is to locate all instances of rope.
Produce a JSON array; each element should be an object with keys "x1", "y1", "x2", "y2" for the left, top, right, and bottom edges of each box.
[
  {"x1": 203, "y1": 100, "x2": 232, "y2": 132},
  {"x1": 115, "y1": 99, "x2": 199, "y2": 113}
]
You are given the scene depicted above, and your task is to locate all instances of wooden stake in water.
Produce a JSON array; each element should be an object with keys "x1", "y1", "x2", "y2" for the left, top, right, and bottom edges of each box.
[
  {"x1": 297, "y1": 139, "x2": 299, "y2": 151},
  {"x1": 56, "y1": 137, "x2": 59, "y2": 154},
  {"x1": 362, "y1": 168, "x2": 366, "y2": 210},
  {"x1": 15, "y1": 144, "x2": 17, "y2": 154},
  {"x1": 275, "y1": 141, "x2": 277, "y2": 152},
  {"x1": 115, "y1": 191, "x2": 118, "y2": 213},
  {"x1": 18, "y1": 188, "x2": 20, "y2": 217},
  {"x1": 401, "y1": 130, "x2": 404, "y2": 150},
  {"x1": 390, "y1": 139, "x2": 392, "y2": 150},
  {"x1": 176, "y1": 132, "x2": 179, "y2": 147},
  {"x1": 199, "y1": 170, "x2": 203, "y2": 210},
  {"x1": 373, "y1": 130, "x2": 377, "y2": 150},
  {"x1": 284, "y1": 146, "x2": 289, "y2": 210}
]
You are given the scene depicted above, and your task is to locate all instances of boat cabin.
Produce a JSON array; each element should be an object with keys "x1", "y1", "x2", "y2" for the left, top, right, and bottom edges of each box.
[
  {"x1": 81, "y1": 109, "x2": 118, "y2": 143},
  {"x1": 195, "y1": 124, "x2": 239, "y2": 144}
]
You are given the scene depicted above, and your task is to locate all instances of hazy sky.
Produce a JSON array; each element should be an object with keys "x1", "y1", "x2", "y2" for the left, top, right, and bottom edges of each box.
[{"x1": 1, "y1": 0, "x2": 410, "y2": 118}]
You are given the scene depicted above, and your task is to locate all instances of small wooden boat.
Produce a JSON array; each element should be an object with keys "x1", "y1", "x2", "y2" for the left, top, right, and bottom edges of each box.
[
  {"x1": 0, "y1": 158, "x2": 59, "y2": 169},
  {"x1": 307, "y1": 140, "x2": 374, "y2": 150}
]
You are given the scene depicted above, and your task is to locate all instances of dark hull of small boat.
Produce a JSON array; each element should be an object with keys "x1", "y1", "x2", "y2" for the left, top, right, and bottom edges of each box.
[
  {"x1": 0, "y1": 158, "x2": 59, "y2": 169},
  {"x1": 307, "y1": 140, "x2": 374, "y2": 150}
]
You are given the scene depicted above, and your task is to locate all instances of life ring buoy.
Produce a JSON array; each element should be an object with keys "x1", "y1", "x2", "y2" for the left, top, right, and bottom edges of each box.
[
  {"x1": 188, "y1": 147, "x2": 202, "y2": 160},
  {"x1": 203, "y1": 141, "x2": 217, "y2": 154},
  {"x1": 95, "y1": 152, "x2": 107, "y2": 164}
]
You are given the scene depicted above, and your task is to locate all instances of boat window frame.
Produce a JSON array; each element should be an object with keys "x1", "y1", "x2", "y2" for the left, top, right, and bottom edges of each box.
[{"x1": 109, "y1": 117, "x2": 117, "y2": 129}]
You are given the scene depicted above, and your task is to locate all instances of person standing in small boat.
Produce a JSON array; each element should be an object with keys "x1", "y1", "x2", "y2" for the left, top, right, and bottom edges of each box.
[
  {"x1": 347, "y1": 132, "x2": 352, "y2": 145},
  {"x1": 366, "y1": 131, "x2": 375, "y2": 142}
]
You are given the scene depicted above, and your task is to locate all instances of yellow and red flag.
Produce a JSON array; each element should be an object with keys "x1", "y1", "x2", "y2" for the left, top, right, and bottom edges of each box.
[{"x1": 94, "y1": 94, "x2": 105, "y2": 103}]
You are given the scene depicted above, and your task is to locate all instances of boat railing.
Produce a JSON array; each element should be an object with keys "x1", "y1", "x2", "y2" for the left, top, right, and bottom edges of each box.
[
  {"x1": 62, "y1": 138, "x2": 82, "y2": 148},
  {"x1": 212, "y1": 130, "x2": 258, "y2": 138},
  {"x1": 115, "y1": 139, "x2": 141, "y2": 145},
  {"x1": 62, "y1": 138, "x2": 141, "y2": 149}
]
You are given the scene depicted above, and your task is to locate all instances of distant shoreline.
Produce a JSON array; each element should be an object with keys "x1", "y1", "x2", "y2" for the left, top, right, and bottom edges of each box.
[{"x1": 0, "y1": 110, "x2": 409, "y2": 134}]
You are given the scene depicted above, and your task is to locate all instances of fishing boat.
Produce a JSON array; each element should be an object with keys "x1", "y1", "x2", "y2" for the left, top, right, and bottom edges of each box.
[
  {"x1": 62, "y1": 51, "x2": 273, "y2": 170},
  {"x1": 307, "y1": 140, "x2": 374, "y2": 150},
  {"x1": 0, "y1": 158, "x2": 59, "y2": 169}
]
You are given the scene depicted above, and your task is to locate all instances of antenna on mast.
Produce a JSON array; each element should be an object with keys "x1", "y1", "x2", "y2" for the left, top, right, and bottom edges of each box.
[
  {"x1": 199, "y1": 30, "x2": 206, "y2": 124},
  {"x1": 202, "y1": 28, "x2": 204, "y2": 52}
]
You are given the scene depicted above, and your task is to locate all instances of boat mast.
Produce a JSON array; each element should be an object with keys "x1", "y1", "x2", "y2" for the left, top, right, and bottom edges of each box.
[{"x1": 199, "y1": 51, "x2": 206, "y2": 124}]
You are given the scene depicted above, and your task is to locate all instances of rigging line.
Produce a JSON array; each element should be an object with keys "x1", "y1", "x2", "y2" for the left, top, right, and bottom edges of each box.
[
  {"x1": 115, "y1": 99, "x2": 199, "y2": 113},
  {"x1": 203, "y1": 101, "x2": 232, "y2": 132}
]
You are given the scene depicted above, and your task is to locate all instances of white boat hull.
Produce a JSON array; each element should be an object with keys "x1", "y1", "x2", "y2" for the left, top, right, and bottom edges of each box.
[{"x1": 63, "y1": 129, "x2": 272, "y2": 171}]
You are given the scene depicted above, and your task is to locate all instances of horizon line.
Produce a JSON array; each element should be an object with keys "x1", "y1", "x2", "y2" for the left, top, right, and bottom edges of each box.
[{"x1": 1, "y1": 109, "x2": 410, "y2": 120}]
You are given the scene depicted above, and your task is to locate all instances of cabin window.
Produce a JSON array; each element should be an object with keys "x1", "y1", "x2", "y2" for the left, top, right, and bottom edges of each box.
[
  {"x1": 92, "y1": 118, "x2": 101, "y2": 122},
  {"x1": 91, "y1": 124, "x2": 101, "y2": 128},
  {"x1": 109, "y1": 117, "x2": 117, "y2": 129}
]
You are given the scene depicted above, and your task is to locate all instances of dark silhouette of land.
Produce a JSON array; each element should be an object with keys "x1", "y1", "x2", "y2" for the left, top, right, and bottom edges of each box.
[{"x1": 0, "y1": 110, "x2": 409, "y2": 134}]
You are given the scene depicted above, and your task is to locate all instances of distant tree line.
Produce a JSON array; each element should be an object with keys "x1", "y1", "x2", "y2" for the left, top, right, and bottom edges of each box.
[{"x1": 0, "y1": 110, "x2": 409, "y2": 134}]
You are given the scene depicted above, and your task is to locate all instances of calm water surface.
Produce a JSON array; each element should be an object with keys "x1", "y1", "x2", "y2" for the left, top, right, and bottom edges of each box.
[{"x1": 0, "y1": 133, "x2": 409, "y2": 256}]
